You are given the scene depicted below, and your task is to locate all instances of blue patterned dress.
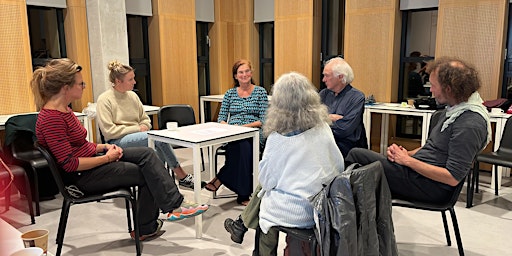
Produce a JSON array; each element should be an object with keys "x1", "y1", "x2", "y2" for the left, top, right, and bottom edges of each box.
[{"x1": 217, "y1": 86, "x2": 268, "y2": 201}]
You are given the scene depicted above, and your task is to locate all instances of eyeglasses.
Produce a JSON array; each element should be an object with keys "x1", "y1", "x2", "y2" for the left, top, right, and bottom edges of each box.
[{"x1": 76, "y1": 82, "x2": 86, "y2": 89}]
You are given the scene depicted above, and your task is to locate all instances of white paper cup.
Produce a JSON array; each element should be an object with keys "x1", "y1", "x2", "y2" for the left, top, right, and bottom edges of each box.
[
  {"x1": 491, "y1": 108, "x2": 504, "y2": 114},
  {"x1": 11, "y1": 247, "x2": 44, "y2": 256},
  {"x1": 166, "y1": 122, "x2": 178, "y2": 130},
  {"x1": 21, "y1": 229, "x2": 48, "y2": 254}
]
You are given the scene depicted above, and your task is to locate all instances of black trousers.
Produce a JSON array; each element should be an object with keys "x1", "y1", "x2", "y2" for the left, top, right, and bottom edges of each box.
[
  {"x1": 217, "y1": 139, "x2": 253, "y2": 199},
  {"x1": 346, "y1": 148, "x2": 453, "y2": 203},
  {"x1": 75, "y1": 147, "x2": 184, "y2": 235}
]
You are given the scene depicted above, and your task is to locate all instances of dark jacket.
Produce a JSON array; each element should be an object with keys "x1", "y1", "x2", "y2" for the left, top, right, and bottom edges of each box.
[{"x1": 310, "y1": 161, "x2": 397, "y2": 256}]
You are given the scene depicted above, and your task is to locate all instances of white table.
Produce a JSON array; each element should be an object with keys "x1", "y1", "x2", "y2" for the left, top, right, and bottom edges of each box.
[
  {"x1": 363, "y1": 103, "x2": 435, "y2": 154},
  {"x1": 199, "y1": 95, "x2": 272, "y2": 123},
  {"x1": 147, "y1": 122, "x2": 259, "y2": 238},
  {"x1": 0, "y1": 112, "x2": 91, "y2": 142}
]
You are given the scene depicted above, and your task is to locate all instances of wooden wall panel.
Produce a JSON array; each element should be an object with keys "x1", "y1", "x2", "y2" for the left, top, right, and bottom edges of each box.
[
  {"x1": 209, "y1": 0, "x2": 257, "y2": 96},
  {"x1": 345, "y1": 0, "x2": 401, "y2": 103},
  {"x1": 149, "y1": 0, "x2": 199, "y2": 116},
  {"x1": 0, "y1": 0, "x2": 34, "y2": 114},
  {"x1": 274, "y1": 0, "x2": 320, "y2": 83},
  {"x1": 437, "y1": 0, "x2": 507, "y2": 101},
  {"x1": 65, "y1": 0, "x2": 93, "y2": 112}
]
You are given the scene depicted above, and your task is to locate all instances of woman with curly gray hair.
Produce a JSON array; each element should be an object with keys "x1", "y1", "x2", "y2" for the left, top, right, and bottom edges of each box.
[{"x1": 256, "y1": 71, "x2": 344, "y2": 255}]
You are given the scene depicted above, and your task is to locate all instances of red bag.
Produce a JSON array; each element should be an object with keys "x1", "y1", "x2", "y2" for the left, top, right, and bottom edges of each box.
[
  {"x1": 0, "y1": 156, "x2": 14, "y2": 194},
  {"x1": 483, "y1": 98, "x2": 511, "y2": 111}
]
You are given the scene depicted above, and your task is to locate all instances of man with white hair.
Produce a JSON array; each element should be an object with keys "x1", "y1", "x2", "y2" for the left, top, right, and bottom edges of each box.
[{"x1": 320, "y1": 57, "x2": 367, "y2": 156}]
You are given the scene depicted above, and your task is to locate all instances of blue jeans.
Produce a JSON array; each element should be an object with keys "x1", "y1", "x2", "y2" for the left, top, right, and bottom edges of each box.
[{"x1": 108, "y1": 131, "x2": 180, "y2": 169}]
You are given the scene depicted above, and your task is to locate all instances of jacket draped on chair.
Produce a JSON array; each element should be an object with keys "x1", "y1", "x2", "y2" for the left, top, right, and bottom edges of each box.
[{"x1": 310, "y1": 161, "x2": 398, "y2": 256}]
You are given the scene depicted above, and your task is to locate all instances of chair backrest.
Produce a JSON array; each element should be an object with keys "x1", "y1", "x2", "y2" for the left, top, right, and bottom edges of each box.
[
  {"x1": 498, "y1": 117, "x2": 512, "y2": 155},
  {"x1": 35, "y1": 143, "x2": 75, "y2": 200},
  {"x1": 4, "y1": 114, "x2": 38, "y2": 147},
  {"x1": 157, "y1": 104, "x2": 197, "y2": 130}
]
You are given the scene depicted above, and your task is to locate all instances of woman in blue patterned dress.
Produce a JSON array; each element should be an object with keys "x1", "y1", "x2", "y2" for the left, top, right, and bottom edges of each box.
[{"x1": 204, "y1": 59, "x2": 268, "y2": 205}]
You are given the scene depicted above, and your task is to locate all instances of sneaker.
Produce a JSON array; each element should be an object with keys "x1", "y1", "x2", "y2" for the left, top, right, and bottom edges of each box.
[
  {"x1": 224, "y1": 217, "x2": 248, "y2": 244},
  {"x1": 165, "y1": 201, "x2": 209, "y2": 222},
  {"x1": 179, "y1": 174, "x2": 208, "y2": 189},
  {"x1": 130, "y1": 219, "x2": 164, "y2": 241}
]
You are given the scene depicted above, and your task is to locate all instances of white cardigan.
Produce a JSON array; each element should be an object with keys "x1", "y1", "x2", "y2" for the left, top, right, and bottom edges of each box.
[{"x1": 258, "y1": 122, "x2": 344, "y2": 234}]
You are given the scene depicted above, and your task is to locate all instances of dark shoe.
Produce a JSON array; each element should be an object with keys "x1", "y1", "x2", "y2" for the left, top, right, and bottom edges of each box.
[
  {"x1": 178, "y1": 174, "x2": 207, "y2": 189},
  {"x1": 130, "y1": 219, "x2": 164, "y2": 241},
  {"x1": 204, "y1": 177, "x2": 222, "y2": 192},
  {"x1": 224, "y1": 217, "x2": 248, "y2": 244}
]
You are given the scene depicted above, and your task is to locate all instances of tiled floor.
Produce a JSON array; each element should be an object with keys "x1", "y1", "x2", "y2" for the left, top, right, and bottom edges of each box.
[{"x1": 2, "y1": 148, "x2": 512, "y2": 255}]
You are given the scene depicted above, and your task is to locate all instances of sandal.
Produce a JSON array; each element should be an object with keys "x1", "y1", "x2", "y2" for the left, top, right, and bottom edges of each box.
[{"x1": 205, "y1": 177, "x2": 222, "y2": 192}]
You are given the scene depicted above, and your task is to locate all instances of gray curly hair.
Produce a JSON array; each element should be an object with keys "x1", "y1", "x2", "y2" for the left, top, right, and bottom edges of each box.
[{"x1": 263, "y1": 72, "x2": 331, "y2": 137}]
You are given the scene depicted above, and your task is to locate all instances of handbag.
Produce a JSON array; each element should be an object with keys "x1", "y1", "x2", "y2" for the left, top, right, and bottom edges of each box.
[{"x1": 0, "y1": 156, "x2": 14, "y2": 194}]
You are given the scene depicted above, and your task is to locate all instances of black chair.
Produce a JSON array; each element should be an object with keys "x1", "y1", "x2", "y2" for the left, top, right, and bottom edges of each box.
[
  {"x1": 35, "y1": 143, "x2": 141, "y2": 256},
  {"x1": 4, "y1": 114, "x2": 52, "y2": 216},
  {"x1": 0, "y1": 157, "x2": 35, "y2": 224},
  {"x1": 392, "y1": 179, "x2": 466, "y2": 256},
  {"x1": 253, "y1": 226, "x2": 317, "y2": 256},
  {"x1": 157, "y1": 104, "x2": 205, "y2": 171},
  {"x1": 467, "y1": 116, "x2": 512, "y2": 208}
]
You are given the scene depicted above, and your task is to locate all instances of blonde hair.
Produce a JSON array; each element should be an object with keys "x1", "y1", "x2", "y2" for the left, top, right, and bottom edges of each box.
[
  {"x1": 30, "y1": 58, "x2": 81, "y2": 110},
  {"x1": 107, "y1": 60, "x2": 134, "y2": 86},
  {"x1": 264, "y1": 72, "x2": 330, "y2": 136}
]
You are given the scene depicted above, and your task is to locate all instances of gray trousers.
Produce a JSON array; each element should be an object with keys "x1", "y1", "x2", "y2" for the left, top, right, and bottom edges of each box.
[{"x1": 75, "y1": 147, "x2": 184, "y2": 235}]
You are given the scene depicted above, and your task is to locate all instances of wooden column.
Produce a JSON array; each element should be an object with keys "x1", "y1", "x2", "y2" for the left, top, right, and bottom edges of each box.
[
  {"x1": 344, "y1": 0, "x2": 401, "y2": 103},
  {"x1": 437, "y1": 0, "x2": 508, "y2": 101},
  {"x1": 149, "y1": 0, "x2": 199, "y2": 115},
  {"x1": 274, "y1": 0, "x2": 321, "y2": 85},
  {"x1": 64, "y1": 0, "x2": 94, "y2": 112},
  {"x1": 0, "y1": 0, "x2": 34, "y2": 114}
]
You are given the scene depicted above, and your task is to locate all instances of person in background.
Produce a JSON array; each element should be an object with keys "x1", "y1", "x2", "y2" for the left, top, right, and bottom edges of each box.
[
  {"x1": 256, "y1": 72, "x2": 343, "y2": 255},
  {"x1": 204, "y1": 59, "x2": 268, "y2": 206},
  {"x1": 407, "y1": 51, "x2": 425, "y2": 98},
  {"x1": 31, "y1": 58, "x2": 208, "y2": 241},
  {"x1": 96, "y1": 60, "x2": 206, "y2": 189},
  {"x1": 320, "y1": 57, "x2": 367, "y2": 156},
  {"x1": 346, "y1": 56, "x2": 491, "y2": 204}
]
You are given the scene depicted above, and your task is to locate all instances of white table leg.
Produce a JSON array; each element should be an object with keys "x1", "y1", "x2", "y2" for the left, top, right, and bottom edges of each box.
[
  {"x1": 192, "y1": 145, "x2": 203, "y2": 238},
  {"x1": 200, "y1": 98, "x2": 205, "y2": 123},
  {"x1": 252, "y1": 131, "x2": 260, "y2": 192},
  {"x1": 363, "y1": 109, "x2": 371, "y2": 148}
]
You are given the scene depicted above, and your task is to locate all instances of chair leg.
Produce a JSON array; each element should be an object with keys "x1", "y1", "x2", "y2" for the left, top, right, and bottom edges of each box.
[
  {"x1": 441, "y1": 211, "x2": 451, "y2": 246},
  {"x1": 22, "y1": 172, "x2": 35, "y2": 224},
  {"x1": 449, "y1": 208, "x2": 465, "y2": 256},
  {"x1": 494, "y1": 165, "x2": 499, "y2": 196},
  {"x1": 31, "y1": 167, "x2": 41, "y2": 216},
  {"x1": 467, "y1": 161, "x2": 479, "y2": 208},
  {"x1": 125, "y1": 198, "x2": 132, "y2": 232},
  {"x1": 56, "y1": 200, "x2": 72, "y2": 256},
  {"x1": 200, "y1": 148, "x2": 205, "y2": 172},
  {"x1": 130, "y1": 197, "x2": 141, "y2": 256}
]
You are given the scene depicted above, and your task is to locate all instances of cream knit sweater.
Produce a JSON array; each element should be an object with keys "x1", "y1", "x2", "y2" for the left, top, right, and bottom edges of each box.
[{"x1": 96, "y1": 89, "x2": 151, "y2": 142}]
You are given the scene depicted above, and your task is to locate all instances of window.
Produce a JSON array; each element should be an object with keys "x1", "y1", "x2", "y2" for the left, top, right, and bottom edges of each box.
[
  {"x1": 259, "y1": 22, "x2": 274, "y2": 94},
  {"x1": 503, "y1": 3, "x2": 512, "y2": 98},
  {"x1": 27, "y1": 6, "x2": 66, "y2": 69},
  {"x1": 398, "y1": 9, "x2": 437, "y2": 101},
  {"x1": 320, "y1": 0, "x2": 345, "y2": 90},
  {"x1": 397, "y1": 8, "x2": 437, "y2": 139},
  {"x1": 197, "y1": 22, "x2": 212, "y2": 120},
  {"x1": 127, "y1": 15, "x2": 152, "y2": 105}
]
